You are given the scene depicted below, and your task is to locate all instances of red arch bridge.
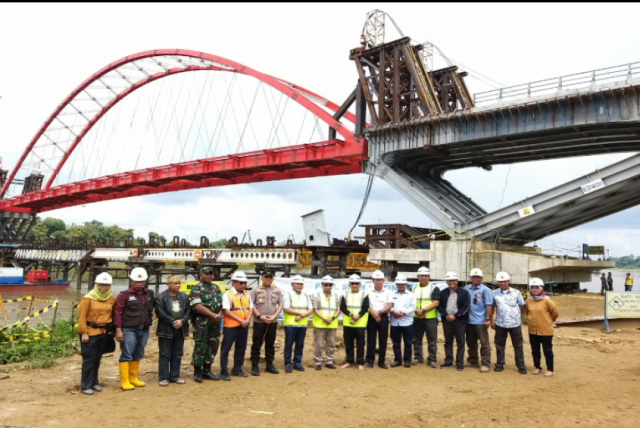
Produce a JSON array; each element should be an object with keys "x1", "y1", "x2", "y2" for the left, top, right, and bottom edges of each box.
[{"x1": 1, "y1": 41, "x2": 640, "y2": 243}]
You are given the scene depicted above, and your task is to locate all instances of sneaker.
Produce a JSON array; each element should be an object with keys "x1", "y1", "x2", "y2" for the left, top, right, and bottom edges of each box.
[
  {"x1": 325, "y1": 363, "x2": 336, "y2": 369},
  {"x1": 494, "y1": 366, "x2": 504, "y2": 372},
  {"x1": 412, "y1": 359, "x2": 424, "y2": 366},
  {"x1": 285, "y1": 364, "x2": 293, "y2": 373},
  {"x1": 390, "y1": 361, "x2": 402, "y2": 368},
  {"x1": 378, "y1": 363, "x2": 388, "y2": 369},
  {"x1": 428, "y1": 362, "x2": 437, "y2": 369},
  {"x1": 231, "y1": 370, "x2": 248, "y2": 378},
  {"x1": 92, "y1": 384, "x2": 103, "y2": 392},
  {"x1": 439, "y1": 364, "x2": 453, "y2": 369},
  {"x1": 480, "y1": 366, "x2": 490, "y2": 373},
  {"x1": 81, "y1": 389, "x2": 94, "y2": 395},
  {"x1": 293, "y1": 364, "x2": 305, "y2": 372}
]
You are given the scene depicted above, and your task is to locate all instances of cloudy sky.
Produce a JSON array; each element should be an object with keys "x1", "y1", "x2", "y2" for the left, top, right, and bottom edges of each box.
[{"x1": 1, "y1": 3, "x2": 639, "y2": 257}]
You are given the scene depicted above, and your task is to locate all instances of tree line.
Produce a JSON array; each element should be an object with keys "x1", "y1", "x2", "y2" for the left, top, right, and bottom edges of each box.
[
  {"x1": 28, "y1": 217, "x2": 229, "y2": 248},
  {"x1": 610, "y1": 254, "x2": 640, "y2": 270}
]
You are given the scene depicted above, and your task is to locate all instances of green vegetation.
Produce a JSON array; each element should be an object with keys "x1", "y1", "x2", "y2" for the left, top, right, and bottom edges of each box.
[
  {"x1": 611, "y1": 255, "x2": 640, "y2": 270},
  {"x1": 0, "y1": 320, "x2": 78, "y2": 368},
  {"x1": 27, "y1": 217, "x2": 231, "y2": 248}
]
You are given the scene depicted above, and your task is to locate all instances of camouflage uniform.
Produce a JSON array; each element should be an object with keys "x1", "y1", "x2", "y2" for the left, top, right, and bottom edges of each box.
[{"x1": 190, "y1": 281, "x2": 222, "y2": 367}]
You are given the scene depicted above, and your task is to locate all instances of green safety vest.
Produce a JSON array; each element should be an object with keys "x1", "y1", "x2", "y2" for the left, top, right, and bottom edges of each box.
[
  {"x1": 414, "y1": 283, "x2": 437, "y2": 319},
  {"x1": 312, "y1": 291, "x2": 339, "y2": 329},
  {"x1": 283, "y1": 291, "x2": 309, "y2": 327},
  {"x1": 343, "y1": 291, "x2": 368, "y2": 328}
]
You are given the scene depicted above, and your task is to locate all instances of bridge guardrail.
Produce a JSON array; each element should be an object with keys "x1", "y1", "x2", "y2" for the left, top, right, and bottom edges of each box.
[{"x1": 473, "y1": 61, "x2": 640, "y2": 105}]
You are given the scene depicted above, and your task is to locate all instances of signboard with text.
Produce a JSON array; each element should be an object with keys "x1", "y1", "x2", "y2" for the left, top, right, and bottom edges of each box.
[
  {"x1": 588, "y1": 246, "x2": 605, "y2": 255},
  {"x1": 603, "y1": 291, "x2": 640, "y2": 331}
]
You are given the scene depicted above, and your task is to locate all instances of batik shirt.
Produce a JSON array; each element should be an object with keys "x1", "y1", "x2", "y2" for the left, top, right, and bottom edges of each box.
[{"x1": 492, "y1": 287, "x2": 525, "y2": 329}]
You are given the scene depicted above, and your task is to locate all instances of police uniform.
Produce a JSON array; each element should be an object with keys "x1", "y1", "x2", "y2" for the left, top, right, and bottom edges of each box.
[
  {"x1": 189, "y1": 277, "x2": 223, "y2": 376},
  {"x1": 249, "y1": 274, "x2": 283, "y2": 374}
]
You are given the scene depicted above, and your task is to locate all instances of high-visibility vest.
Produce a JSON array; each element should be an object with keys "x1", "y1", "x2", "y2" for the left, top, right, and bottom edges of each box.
[
  {"x1": 413, "y1": 283, "x2": 437, "y2": 319},
  {"x1": 223, "y1": 291, "x2": 251, "y2": 328},
  {"x1": 343, "y1": 291, "x2": 368, "y2": 328},
  {"x1": 283, "y1": 291, "x2": 310, "y2": 327},
  {"x1": 312, "y1": 291, "x2": 339, "y2": 329}
]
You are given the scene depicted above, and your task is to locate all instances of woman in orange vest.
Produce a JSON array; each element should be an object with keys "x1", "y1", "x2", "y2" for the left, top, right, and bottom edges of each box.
[{"x1": 219, "y1": 271, "x2": 253, "y2": 381}]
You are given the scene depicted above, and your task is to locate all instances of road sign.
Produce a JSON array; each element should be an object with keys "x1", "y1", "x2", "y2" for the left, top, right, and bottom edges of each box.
[
  {"x1": 581, "y1": 179, "x2": 605, "y2": 194},
  {"x1": 588, "y1": 246, "x2": 605, "y2": 255},
  {"x1": 603, "y1": 291, "x2": 640, "y2": 331}
]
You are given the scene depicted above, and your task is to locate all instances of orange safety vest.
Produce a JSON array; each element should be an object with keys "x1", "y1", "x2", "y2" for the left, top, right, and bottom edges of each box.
[{"x1": 223, "y1": 290, "x2": 251, "y2": 328}]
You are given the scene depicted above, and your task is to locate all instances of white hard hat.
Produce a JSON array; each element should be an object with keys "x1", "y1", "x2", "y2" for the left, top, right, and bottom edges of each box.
[
  {"x1": 445, "y1": 271, "x2": 459, "y2": 281},
  {"x1": 496, "y1": 271, "x2": 511, "y2": 282},
  {"x1": 291, "y1": 274, "x2": 305, "y2": 284},
  {"x1": 394, "y1": 274, "x2": 408, "y2": 284},
  {"x1": 231, "y1": 271, "x2": 248, "y2": 283},
  {"x1": 371, "y1": 270, "x2": 385, "y2": 280},
  {"x1": 348, "y1": 274, "x2": 361, "y2": 283},
  {"x1": 529, "y1": 277, "x2": 544, "y2": 287},
  {"x1": 130, "y1": 267, "x2": 148, "y2": 281},
  {"x1": 417, "y1": 266, "x2": 431, "y2": 275},
  {"x1": 96, "y1": 272, "x2": 112, "y2": 285},
  {"x1": 321, "y1": 275, "x2": 334, "y2": 284},
  {"x1": 470, "y1": 268, "x2": 483, "y2": 277}
]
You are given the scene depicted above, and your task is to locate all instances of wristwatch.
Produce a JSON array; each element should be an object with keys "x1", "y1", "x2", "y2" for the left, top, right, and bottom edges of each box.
[{"x1": 485, "y1": 318, "x2": 491, "y2": 321}]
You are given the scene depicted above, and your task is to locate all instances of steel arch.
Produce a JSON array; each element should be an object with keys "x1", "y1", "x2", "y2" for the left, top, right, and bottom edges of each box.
[{"x1": 2, "y1": 49, "x2": 359, "y2": 197}]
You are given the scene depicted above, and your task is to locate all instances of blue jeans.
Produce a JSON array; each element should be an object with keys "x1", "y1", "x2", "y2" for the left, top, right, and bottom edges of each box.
[
  {"x1": 284, "y1": 326, "x2": 307, "y2": 366},
  {"x1": 119, "y1": 328, "x2": 150, "y2": 362},
  {"x1": 625, "y1": 285, "x2": 633, "y2": 292}
]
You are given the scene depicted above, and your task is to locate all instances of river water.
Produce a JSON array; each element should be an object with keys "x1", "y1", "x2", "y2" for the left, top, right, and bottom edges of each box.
[{"x1": 2, "y1": 270, "x2": 637, "y2": 325}]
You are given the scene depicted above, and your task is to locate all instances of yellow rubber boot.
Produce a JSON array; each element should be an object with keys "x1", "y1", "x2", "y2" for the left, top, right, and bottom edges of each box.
[
  {"x1": 119, "y1": 362, "x2": 135, "y2": 390},
  {"x1": 128, "y1": 360, "x2": 146, "y2": 387}
]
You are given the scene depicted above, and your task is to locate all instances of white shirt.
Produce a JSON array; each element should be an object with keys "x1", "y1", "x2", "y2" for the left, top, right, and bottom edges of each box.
[
  {"x1": 222, "y1": 290, "x2": 254, "y2": 310},
  {"x1": 367, "y1": 286, "x2": 393, "y2": 312},
  {"x1": 283, "y1": 290, "x2": 312, "y2": 310},
  {"x1": 390, "y1": 290, "x2": 417, "y2": 327}
]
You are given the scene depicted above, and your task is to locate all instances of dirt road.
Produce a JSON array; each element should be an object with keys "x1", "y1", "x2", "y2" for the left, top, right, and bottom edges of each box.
[{"x1": 1, "y1": 294, "x2": 639, "y2": 428}]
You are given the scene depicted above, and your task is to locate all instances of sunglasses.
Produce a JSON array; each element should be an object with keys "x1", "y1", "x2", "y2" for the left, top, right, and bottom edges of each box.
[{"x1": 322, "y1": 283, "x2": 333, "y2": 287}]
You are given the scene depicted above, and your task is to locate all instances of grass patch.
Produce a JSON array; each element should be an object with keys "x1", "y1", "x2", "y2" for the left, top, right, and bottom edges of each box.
[{"x1": 0, "y1": 320, "x2": 78, "y2": 368}]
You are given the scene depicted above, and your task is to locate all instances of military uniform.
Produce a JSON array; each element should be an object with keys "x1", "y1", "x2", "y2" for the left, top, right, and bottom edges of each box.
[{"x1": 189, "y1": 281, "x2": 223, "y2": 368}]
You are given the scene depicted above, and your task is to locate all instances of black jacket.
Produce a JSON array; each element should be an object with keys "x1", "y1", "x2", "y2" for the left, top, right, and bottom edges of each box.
[
  {"x1": 438, "y1": 286, "x2": 470, "y2": 322},
  {"x1": 155, "y1": 290, "x2": 191, "y2": 338}
]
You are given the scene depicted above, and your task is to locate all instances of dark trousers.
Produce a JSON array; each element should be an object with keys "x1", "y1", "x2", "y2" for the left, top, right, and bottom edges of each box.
[
  {"x1": 220, "y1": 326, "x2": 249, "y2": 372},
  {"x1": 283, "y1": 326, "x2": 307, "y2": 366},
  {"x1": 251, "y1": 322, "x2": 277, "y2": 364},
  {"x1": 466, "y1": 324, "x2": 491, "y2": 367},
  {"x1": 390, "y1": 324, "x2": 414, "y2": 364},
  {"x1": 442, "y1": 318, "x2": 466, "y2": 368},
  {"x1": 413, "y1": 318, "x2": 438, "y2": 363},
  {"x1": 608, "y1": 281, "x2": 613, "y2": 291},
  {"x1": 529, "y1": 333, "x2": 554, "y2": 372},
  {"x1": 494, "y1": 325, "x2": 526, "y2": 370},
  {"x1": 366, "y1": 314, "x2": 389, "y2": 365},
  {"x1": 80, "y1": 333, "x2": 108, "y2": 390},
  {"x1": 158, "y1": 329, "x2": 184, "y2": 381},
  {"x1": 344, "y1": 327, "x2": 366, "y2": 365}
]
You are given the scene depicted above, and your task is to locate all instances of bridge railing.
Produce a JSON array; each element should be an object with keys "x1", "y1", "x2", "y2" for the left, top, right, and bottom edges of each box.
[{"x1": 473, "y1": 61, "x2": 640, "y2": 105}]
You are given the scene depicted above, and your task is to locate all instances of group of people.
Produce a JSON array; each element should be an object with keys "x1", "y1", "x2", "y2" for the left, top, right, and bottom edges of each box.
[
  {"x1": 600, "y1": 272, "x2": 634, "y2": 294},
  {"x1": 76, "y1": 265, "x2": 560, "y2": 395}
]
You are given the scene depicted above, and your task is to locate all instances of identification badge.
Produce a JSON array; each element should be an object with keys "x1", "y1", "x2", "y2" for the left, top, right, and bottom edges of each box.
[{"x1": 128, "y1": 296, "x2": 137, "y2": 301}]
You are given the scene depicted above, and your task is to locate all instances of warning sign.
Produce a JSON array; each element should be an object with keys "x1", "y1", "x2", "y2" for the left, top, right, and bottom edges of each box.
[{"x1": 605, "y1": 292, "x2": 640, "y2": 319}]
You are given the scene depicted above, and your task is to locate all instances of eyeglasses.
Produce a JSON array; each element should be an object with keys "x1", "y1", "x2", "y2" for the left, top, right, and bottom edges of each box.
[{"x1": 322, "y1": 284, "x2": 333, "y2": 287}]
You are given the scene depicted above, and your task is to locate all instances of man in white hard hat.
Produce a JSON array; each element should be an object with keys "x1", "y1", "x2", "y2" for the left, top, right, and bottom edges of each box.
[
  {"x1": 219, "y1": 271, "x2": 253, "y2": 381},
  {"x1": 412, "y1": 266, "x2": 440, "y2": 368},
  {"x1": 491, "y1": 271, "x2": 527, "y2": 374},
  {"x1": 340, "y1": 274, "x2": 370, "y2": 371},
  {"x1": 437, "y1": 272, "x2": 470, "y2": 371},
  {"x1": 389, "y1": 275, "x2": 416, "y2": 368},
  {"x1": 114, "y1": 266, "x2": 155, "y2": 390},
  {"x1": 464, "y1": 268, "x2": 494, "y2": 373},
  {"x1": 365, "y1": 270, "x2": 393, "y2": 369},
  {"x1": 311, "y1": 275, "x2": 341, "y2": 370},
  {"x1": 283, "y1": 274, "x2": 313, "y2": 373}
]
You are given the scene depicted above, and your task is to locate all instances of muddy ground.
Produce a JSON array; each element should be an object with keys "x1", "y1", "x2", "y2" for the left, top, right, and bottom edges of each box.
[{"x1": 1, "y1": 293, "x2": 639, "y2": 428}]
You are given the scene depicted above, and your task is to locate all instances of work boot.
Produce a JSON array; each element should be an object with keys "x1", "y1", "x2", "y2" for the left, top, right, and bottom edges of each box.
[
  {"x1": 128, "y1": 360, "x2": 146, "y2": 387},
  {"x1": 193, "y1": 367, "x2": 203, "y2": 383},
  {"x1": 251, "y1": 363, "x2": 260, "y2": 376},
  {"x1": 118, "y1": 362, "x2": 135, "y2": 391},
  {"x1": 265, "y1": 362, "x2": 279, "y2": 374},
  {"x1": 203, "y1": 363, "x2": 220, "y2": 381},
  {"x1": 219, "y1": 370, "x2": 231, "y2": 381}
]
